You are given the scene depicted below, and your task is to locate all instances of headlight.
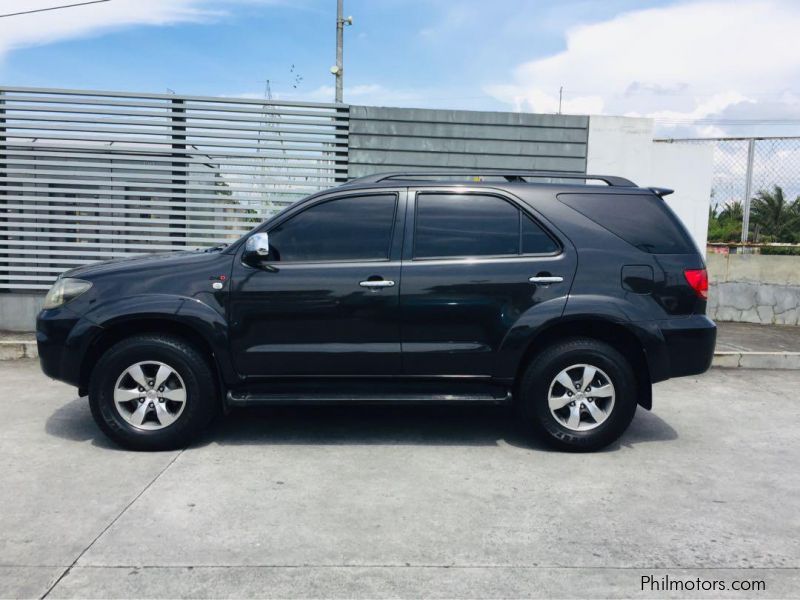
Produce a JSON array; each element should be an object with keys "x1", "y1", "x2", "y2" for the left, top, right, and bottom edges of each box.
[{"x1": 43, "y1": 278, "x2": 93, "y2": 309}]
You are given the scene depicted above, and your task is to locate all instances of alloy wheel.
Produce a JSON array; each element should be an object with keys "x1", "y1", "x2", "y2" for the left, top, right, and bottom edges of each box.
[
  {"x1": 113, "y1": 361, "x2": 187, "y2": 430},
  {"x1": 547, "y1": 363, "x2": 615, "y2": 432}
]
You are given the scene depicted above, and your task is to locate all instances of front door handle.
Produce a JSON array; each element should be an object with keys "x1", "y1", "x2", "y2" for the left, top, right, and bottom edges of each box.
[
  {"x1": 529, "y1": 276, "x2": 564, "y2": 284},
  {"x1": 359, "y1": 279, "x2": 395, "y2": 288}
]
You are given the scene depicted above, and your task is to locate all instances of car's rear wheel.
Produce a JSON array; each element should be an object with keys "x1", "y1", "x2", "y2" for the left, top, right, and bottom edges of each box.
[
  {"x1": 89, "y1": 334, "x2": 217, "y2": 451},
  {"x1": 518, "y1": 337, "x2": 638, "y2": 452}
]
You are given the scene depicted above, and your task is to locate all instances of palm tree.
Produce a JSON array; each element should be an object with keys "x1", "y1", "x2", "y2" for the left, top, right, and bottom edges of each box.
[
  {"x1": 749, "y1": 185, "x2": 800, "y2": 242},
  {"x1": 719, "y1": 200, "x2": 743, "y2": 223},
  {"x1": 707, "y1": 200, "x2": 743, "y2": 243}
]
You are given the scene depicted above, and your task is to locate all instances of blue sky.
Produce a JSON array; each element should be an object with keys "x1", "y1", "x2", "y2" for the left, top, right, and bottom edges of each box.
[
  {"x1": 1, "y1": 0, "x2": 799, "y2": 136},
  {"x1": 0, "y1": 0, "x2": 667, "y2": 105}
]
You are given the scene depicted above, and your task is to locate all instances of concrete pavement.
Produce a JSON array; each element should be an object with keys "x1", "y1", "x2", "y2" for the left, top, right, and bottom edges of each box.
[
  {"x1": 0, "y1": 360, "x2": 798, "y2": 598},
  {"x1": 715, "y1": 321, "x2": 800, "y2": 353},
  {"x1": 714, "y1": 322, "x2": 800, "y2": 369}
]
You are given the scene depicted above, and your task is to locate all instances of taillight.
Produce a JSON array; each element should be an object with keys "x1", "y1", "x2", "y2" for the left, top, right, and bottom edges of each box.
[{"x1": 684, "y1": 268, "x2": 708, "y2": 300}]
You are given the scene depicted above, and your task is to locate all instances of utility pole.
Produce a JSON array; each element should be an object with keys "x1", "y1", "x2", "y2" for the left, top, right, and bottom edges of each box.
[
  {"x1": 332, "y1": 0, "x2": 352, "y2": 103},
  {"x1": 558, "y1": 86, "x2": 563, "y2": 114}
]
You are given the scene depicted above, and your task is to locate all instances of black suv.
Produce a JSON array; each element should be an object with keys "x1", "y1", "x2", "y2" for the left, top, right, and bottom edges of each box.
[{"x1": 37, "y1": 171, "x2": 716, "y2": 452}]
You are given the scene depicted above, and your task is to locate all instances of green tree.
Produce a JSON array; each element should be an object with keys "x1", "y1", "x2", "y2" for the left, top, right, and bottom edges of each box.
[
  {"x1": 749, "y1": 185, "x2": 800, "y2": 242},
  {"x1": 719, "y1": 200, "x2": 743, "y2": 222},
  {"x1": 707, "y1": 200, "x2": 743, "y2": 243}
]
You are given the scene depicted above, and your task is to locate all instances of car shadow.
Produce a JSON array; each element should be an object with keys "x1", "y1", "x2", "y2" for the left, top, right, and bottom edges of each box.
[
  {"x1": 44, "y1": 396, "x2": 120, "y2": 450},
  {"x1": 46, "y1": 396, "x2": 678, "y2": 452}
]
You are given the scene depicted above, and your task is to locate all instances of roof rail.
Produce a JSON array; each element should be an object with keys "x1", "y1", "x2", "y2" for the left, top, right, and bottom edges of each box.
[{"x1": 345, "y1": 170, "x2": 637, "y2": 188}]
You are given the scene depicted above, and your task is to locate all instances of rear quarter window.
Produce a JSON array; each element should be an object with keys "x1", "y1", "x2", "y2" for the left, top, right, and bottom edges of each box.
[{"x1": 557, "y1": 193, "x2": 696, "y2": 254}]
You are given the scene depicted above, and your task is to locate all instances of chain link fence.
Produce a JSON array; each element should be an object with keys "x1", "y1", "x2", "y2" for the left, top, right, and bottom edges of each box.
[{"x1": 656, "y1": 136, "x2": 800, "y2": 244}]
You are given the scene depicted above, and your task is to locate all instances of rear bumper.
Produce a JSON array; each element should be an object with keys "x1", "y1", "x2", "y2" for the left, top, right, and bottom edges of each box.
[{"x1": 658, "y1": 315, "x2": 717, "y2": 379}]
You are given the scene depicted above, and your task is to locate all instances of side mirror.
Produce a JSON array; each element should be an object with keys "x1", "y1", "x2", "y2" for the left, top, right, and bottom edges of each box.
[{"x1": 244, "y1": 232, "x2": 270, "y2": 264}]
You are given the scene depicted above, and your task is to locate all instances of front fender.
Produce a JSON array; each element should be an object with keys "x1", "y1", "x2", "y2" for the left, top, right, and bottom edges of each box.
[{"x1": 81, "y1": 294, "x2": 238, "y2": 385}]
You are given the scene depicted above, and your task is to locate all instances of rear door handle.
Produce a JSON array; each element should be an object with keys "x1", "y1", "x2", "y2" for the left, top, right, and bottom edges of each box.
[
  {"x1": 529, "y1": 276, "x2": 564, "y2": 284},
  {"x1": 359, "y1": 279, "x2": 395, "y2": 288}
]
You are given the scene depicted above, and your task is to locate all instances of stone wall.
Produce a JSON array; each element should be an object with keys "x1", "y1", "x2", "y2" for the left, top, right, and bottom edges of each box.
[{"x1": 707, "y1": 253, "x2": 800, "y2": 325}]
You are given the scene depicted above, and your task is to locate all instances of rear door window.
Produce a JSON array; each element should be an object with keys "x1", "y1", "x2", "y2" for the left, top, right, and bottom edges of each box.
[
  {"x1": 557, "y1": 193, "x2": 695, "y2": 254},
  {"x1": 522, "y1": 213, "x2": 559, "y2": 254},
  {"x1": 414, "y1": 193, "x2": 558, "y2": 259}
]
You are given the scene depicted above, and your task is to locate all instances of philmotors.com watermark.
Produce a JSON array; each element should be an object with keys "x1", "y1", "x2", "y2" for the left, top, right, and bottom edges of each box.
[{"x1": 641, "y1": 574, "x2": 766, "y2": 593}]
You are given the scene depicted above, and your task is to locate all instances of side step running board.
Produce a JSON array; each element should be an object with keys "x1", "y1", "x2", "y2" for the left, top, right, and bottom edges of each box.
[{"x1": 226, "y1": 391, "x2": 511, "y2": 407}]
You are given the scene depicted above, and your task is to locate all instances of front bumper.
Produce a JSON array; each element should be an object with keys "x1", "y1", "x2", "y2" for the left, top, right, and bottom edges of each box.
[
  {"x1": 37, "y1": 306, "x2": 102, "y2": 388},
  {"x1": 659, "y1": 315, "x2": 717, "y2": 379}
]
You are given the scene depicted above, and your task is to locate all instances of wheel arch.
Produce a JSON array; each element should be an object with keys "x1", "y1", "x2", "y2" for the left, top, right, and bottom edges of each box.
[
  {"x1": 513, "y1": 317, "x2": 653, "y2": 410},
  {"x1": 78, "y1": 315, "x2": 229, "y2": 404}
]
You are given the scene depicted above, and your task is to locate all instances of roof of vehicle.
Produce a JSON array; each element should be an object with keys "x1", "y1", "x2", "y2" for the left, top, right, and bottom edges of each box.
[{"x1": 336, "y1": 170, "x2": 673, "y2": 197}]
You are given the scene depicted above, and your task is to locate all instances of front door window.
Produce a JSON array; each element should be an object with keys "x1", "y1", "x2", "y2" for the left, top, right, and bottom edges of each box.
[{"x1": 267, "y1": 194, "x2": 397, "y2": 262}]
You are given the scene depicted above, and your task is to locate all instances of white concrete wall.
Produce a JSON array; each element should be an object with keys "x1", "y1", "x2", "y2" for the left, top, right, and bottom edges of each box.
[
  {"x1": 650, "y1": 142, "x2": 713, "y2": 251},
  {"x1": 586, "y1": 115, "x2": 713, "y2": 250},
  {"x1": 586, "y1": 116, "x2": 654, "y2": 183},
  {"x1": 0, "y1": 294, "x2": 43, "y2": 332}
]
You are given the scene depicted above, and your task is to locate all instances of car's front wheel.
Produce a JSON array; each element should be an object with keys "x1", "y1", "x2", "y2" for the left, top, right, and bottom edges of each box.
[
  {"x1": 88, "y1": 334, "x2": 217, "y2": 451},
  {"x1": 518, "y1": 337, "x2": 638, "y2": 452}
]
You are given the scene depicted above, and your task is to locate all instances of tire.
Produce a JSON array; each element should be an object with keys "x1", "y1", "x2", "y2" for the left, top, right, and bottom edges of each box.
[
  {"x1": 517, "y1": 337, "x2": 638, "y2": 452},
  {"x1": 88, "y1": 334, "x2": 218, "y2": 451}
]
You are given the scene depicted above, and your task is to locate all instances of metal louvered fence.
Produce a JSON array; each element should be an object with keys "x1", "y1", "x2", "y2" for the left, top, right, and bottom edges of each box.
[{"x1": 0, "y1": 86, "x2": 349, "y2": 290}]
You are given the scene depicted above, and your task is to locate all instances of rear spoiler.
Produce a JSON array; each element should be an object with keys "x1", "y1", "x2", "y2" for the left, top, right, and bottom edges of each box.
[{"x1": 649, "y1": 187, "x2": 674, "y2": 197}]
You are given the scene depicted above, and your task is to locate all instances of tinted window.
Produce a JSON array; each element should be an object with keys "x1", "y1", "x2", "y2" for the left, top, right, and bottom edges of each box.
[
  {"x1": 268, "y1": 194, "x2": 396, "y2": 262},
  {"x1": 522, "y1": 214, "x2": 559, "y2": 254},
  {"x1": 558, "y1": 193, "x2": 695, "y2": 254},
  {"x1": 414, "y1": 193, "x2": 520, "y2": 258}
]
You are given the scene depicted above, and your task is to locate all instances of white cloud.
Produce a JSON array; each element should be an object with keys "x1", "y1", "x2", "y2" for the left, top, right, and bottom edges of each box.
[
  {"x1": 0, "y1": 1, "x2": 208, "y2": 60},
  {"x1": 317, "y1": 83, "x2": 427, "y2": 106},
  {"x1": 485, "y1": 85, "x2": 603, "y2": 115},
  {"x1": 265, "y1": 83, "x2": 428, "y2": 107},
  {"x1": 0, "y1": 0, "x2": 291, "y2": 61},
  {"x1": 484, "y1": 0, "x2": 800, "y2": 135}
]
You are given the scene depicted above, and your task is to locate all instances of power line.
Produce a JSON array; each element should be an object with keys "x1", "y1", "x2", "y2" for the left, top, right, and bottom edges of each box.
[
  {"x1": 561, "y1": 88, "x2": 800, "y2": 99},
  {"x1": 0, "y1": 0, "x2": 111, "y2": 19},
  {"x1": 654, "y1": 118, "x2": 800, "y2": 125}
]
